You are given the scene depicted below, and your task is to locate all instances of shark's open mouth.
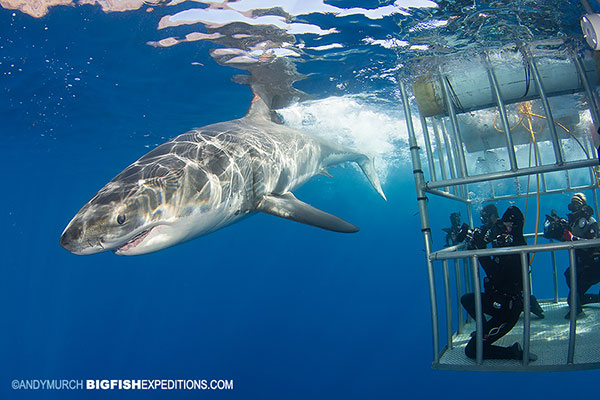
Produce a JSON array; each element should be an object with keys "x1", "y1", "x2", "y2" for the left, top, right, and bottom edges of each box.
[{"x1": 115, "y1": 227, "x2": 155, "y2": 253}]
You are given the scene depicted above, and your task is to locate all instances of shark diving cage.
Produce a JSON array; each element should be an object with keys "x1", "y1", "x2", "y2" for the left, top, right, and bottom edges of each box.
[{"x1": 401, "y1": 42, "x2": 600, "y2": 372}]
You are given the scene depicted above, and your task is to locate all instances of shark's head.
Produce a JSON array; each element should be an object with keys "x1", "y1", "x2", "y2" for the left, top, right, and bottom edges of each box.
[
  {"x1": 60, "y1": 161, "x2": 194, "y2": 256},
  {"x1": 60, "y1": 183, "x2": 173, "y2": 256}
]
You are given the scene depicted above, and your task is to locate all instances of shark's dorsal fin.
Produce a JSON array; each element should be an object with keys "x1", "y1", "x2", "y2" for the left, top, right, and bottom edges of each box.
[
  {"x1": 245, "y1": 94, "x2": 272, "y2": 121},
  {"x1": 256, "y1": 192, "x2": 359, "y2": 233}
]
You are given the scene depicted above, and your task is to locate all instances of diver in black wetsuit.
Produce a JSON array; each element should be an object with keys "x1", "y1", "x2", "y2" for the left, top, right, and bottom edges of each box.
[
  {"x1": 461, "y1": 206, "x2": 537, "y2": 361},
  {"x1": 467, "y1": 204, "x2": 545, "y2": 319},
  {"x1": 561, "y1": 193, "x2": 600, "y2": 319},
  {"x1": 465, "y1": 205, "x2": 502, "y2": 250},
  {"x1": 442, "y1": 212, "x2": 469, "y2": 247}
]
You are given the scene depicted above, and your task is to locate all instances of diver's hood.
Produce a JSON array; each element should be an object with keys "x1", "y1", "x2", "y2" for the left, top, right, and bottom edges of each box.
[{"x1": 502, "y1": 206, "x2": 524, "y2": 235}]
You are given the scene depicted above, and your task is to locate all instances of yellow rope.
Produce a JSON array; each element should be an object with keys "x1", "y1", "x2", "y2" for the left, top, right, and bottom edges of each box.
[
  {"x1": 528, "y1": 112, "x2": 541, "y2": 265},
  {"x1": 493, "y1": 114, "x2": 523, "y2": 133},
  {"x1": 524, "y1": 136, "x2": 533, "y2": 221},
  {"x1": 515, "y1": 102, "x2": 541, "y2": 266},
  {"x1": 494, "y1": 103, "x2": 599, "y2": 188},
  {"x1": 457, "y1": 113, "x2": 473, "y2": 125}
]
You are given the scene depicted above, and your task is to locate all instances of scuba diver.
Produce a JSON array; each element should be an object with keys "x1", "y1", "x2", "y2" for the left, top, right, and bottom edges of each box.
[
  {"x1": 442, "y1": 212, "x2": 469, "y2": 247},
  {"x1": 466, "y1": 204, "x2": 545, "y2": 319},
  {"x1": 465, "y1": 204, "x2": 502, "y2": 251},
  {"x1": 467, "y1": 204, "x2": 499, "y2": 245},
  {"x1": 461, "y1": 206, "x2": 538, "y2": 361},
  {"x1": 546, "y1": 193, "x2": 600, "y2": 319}
]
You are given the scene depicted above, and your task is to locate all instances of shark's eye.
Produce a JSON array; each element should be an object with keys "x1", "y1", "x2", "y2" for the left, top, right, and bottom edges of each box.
[{"x1": 117, "y1": 214, "x2": 126, "y2": 225}]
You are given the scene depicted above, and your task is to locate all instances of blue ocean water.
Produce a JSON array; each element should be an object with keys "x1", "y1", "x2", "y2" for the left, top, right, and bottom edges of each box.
[{"x1": 1, "y1": 1, "x2": 599, "y2": 399}]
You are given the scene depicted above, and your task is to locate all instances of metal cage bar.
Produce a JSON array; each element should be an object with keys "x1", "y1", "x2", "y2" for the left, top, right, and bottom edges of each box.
[
  {"x1": 431, "y1": 118, "x2": 449, "y2": 185},
  {"x1": 427, "y1": 188, "x2": 470, "y2": 203},
  {"x1": 427, "y1": 159, "x2": 597, "y2": 190},
  {"x1": 465, "y1": 258, "x2": 474, "y2": 303},
  {"x1": 455, "y1": 259, "x2": 465, "y2": 332},
  {"x1": 431, "y1": 237, "x2": 600, "y2": 261},
  {"x1": 520, "y1": 252, "x2": 531, "y2": 366},
  {"x1": 567, "y1": 248, "x2": 578, "y2": 364},
  {"x1": 442, "y1": 117, "x2": 468, "y2": 199},
  {"x1": 574, "y1": 55, "x2": 600, "y2": 129},
  {"x1": 400, "y1": 80, "x2": 440, "y2": 363},
  {"x1": 440, "y1": 76, "x2": 469, "y2": 178},
  {"x1": 442, "y1": 260, "x2": 453, "y2": 350},
  {"x1": 475, "y1": 184, "x2": 597, "y2": 202},
  {"x1": 440, "y1": 118, "x2": 458, "y2": 180},
  {"x1": 439, "y1": 118, "x2": 458, "y2": 196},
  {"x1": 534, "y1": 140, "x2": 548, "y2": 192},
  {"x1": 484, "y1": 53, "x2": 518, "y2": 171},
  {"x1": 524, "y1": 48, "x2": 564, "y2": 165},
  {"x1": 551, "y1": 240, "x2": 559, "y2": 303},
  {"x1": 420, "y1": 115, "x2": 437, "y2": 182},
  {"x1": 445, "y1": 117, "x2": 464, "y2": 179},
  {"x1": 471, "y1": 255, "x2": 483, "y2": 365}
]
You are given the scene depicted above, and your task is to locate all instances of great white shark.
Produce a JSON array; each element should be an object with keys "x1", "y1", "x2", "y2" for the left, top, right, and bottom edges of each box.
[{"x1": 60, "y1": 97, "x2": 386, "y2": 256}]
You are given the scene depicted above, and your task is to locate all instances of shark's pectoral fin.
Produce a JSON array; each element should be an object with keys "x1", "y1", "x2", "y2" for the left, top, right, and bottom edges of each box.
[{"x1": 256, "y1": 193, "x2": 359, "y2": 233}]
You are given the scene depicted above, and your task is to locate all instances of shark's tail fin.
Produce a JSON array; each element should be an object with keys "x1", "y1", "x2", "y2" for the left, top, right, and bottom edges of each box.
[{"x1": 356, "y1": 155, "x2": 386, "y2": 201}]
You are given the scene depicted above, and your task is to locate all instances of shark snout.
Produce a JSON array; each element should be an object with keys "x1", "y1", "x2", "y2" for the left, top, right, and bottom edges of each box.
[
  {"x1": 60, "y1": 222, "x2": 82, "y2": 251},
  {"x1": 60, "y1": 220, "x2": 103, "y2": 255}
]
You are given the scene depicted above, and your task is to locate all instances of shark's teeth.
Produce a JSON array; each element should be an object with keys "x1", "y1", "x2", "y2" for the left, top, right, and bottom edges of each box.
[{"x1": 115, "y1": 227, "x2": 154, "y2": 253}]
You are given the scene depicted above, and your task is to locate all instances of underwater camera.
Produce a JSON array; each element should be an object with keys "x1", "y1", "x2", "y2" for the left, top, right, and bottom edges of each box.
[{"x1": 543, "y1": 211, "x2": 570, "y2": 241}]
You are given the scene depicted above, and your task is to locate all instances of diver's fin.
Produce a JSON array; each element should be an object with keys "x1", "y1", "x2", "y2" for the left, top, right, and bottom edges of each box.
[
  {"x1": 356, "y1": 155, "x2": 386, "y2": 201},
  {"x1": 257, "y1": 193, "x2": 359, "y2": 233}
]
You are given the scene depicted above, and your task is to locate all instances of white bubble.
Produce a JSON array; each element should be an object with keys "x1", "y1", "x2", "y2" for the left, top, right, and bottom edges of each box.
[{"x1": 278, "y1": 96, "x2": 419, "y2": 183}]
